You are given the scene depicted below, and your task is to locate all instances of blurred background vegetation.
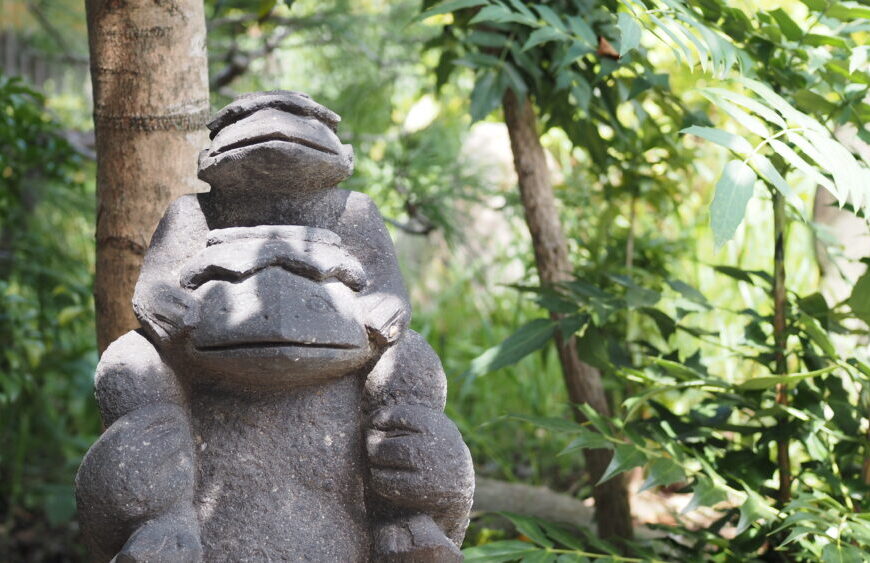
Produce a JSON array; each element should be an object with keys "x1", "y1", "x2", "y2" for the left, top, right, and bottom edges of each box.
[{"x1": 2, "y1": 0, "x2": 870, "y2": 560}]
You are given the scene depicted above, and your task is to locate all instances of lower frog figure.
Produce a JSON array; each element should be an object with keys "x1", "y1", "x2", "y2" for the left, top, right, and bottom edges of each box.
[{"x1": 75, "y1": 93, "x2": 474, "y2": 563}]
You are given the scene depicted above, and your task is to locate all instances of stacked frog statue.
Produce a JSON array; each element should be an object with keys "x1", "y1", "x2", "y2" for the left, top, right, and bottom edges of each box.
[{"x1": 75, "y1": 91, "x2": 474, "y2": 562}]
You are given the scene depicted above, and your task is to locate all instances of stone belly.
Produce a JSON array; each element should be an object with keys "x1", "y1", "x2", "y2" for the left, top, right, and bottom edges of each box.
[{"x1": 189, "y1": 376, "x2": 370, "y2": 561}]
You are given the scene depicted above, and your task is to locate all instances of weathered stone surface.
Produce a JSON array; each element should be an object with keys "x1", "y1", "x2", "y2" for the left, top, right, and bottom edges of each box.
[{"x1": 76, "y1": 91, "x2": 474, "y2": 562}]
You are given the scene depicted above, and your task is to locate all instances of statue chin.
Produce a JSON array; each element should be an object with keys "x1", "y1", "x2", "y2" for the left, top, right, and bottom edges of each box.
[{"x1": 186, "y1": 344, "x2": 371, "y2": 387}]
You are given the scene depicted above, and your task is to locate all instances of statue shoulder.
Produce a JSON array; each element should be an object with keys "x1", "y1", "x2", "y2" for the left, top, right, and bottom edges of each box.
[
  {"x1": 95, "y1": 330, "x2": 184, "y2": 427},
  {"x1": 143, "y1": 194, "x2": 208, "y2": 264},
  {"x1": 338, "y1": 190, "x2": 391, "y2": 240},
  {"x1": 365, "y1": 329, "x2": 447, "y2": 412},
  {"x1": 344, "y1": 190, "x2": 380, "y2": 215},
  {"x1": 155, "y1": 194, "x2": 206, "y2": 234}
]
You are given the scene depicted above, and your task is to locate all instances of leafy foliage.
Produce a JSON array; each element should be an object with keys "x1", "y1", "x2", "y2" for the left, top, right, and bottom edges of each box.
[
  {"x1": 422, "y1": 0, "x2": 870, "y2": 244},
  {"x1": 416, "y1": 0, "x2": 870, "y2": 560},
  {"x1": 0, "y1": 76, "x2": 98, "y2": 558},
  {"x1": 624, "y1": 0, "x2": 870, "y2": 241},
  {"x1": 463, "y1": 272, "x2": 870, "y2": 559}
]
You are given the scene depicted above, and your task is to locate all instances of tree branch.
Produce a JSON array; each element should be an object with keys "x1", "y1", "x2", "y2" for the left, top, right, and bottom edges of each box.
[
  {"x1": 26, "y1": 2, "x2": 89, "y2": 64},
  {"x1": 210, "y1": 26, "x2": 294, "y2": 90},
  {"x1": 384, "y1": 217, "x2": 436, "y2": 236}
]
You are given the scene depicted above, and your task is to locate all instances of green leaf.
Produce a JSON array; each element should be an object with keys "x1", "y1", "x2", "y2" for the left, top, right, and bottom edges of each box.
[
  {"x1": 804, "y1": 426, "x2": 827, "y2": 461},
  {"x1": 470, "y1": 4, "x2": 535, "y2": 25},
  {"x1": 650, "y1": 357, "x2": 704, "y2": 381},
  {"x1": 770, "y1": 8, "x2": 802, "y2": 41},
  {"x1": 768, "y1": 139, "x2": 835, "y2": 194},
  {"x1": 57, "y1": 305, "x2": 82, "y2": 326},
  {"x1": 534, "y1": 5, "x2": 567, "y2": 32},
  {"x1": 256, "y1": 0, "x2": 278, "y2": 18},
  {"x1": 736, "y1": 365, "x2": 837, "y2": 390},
  {"x1": 710, "y1": 159, "x2": 757, "y2": 248},
  {"x1": 577, "y1": 403, "x2": 618, "y2": 435},
  {"x1": 849, "y1": 269, "x2": 870, "y2": 326},
  {"x1": 800, "y1": 313, "x2": 838, "y2": 359},
  {"x1": 503, "y1": 62, "x2": 528, "y2": 96},
  {"x1": 640, "y1": 307, "x2": 677, "y2": 340},
  {"x1": 736, "y1": 487, "x2": 777, "y2": 534},
  {"x1": 799, "y1": 292, "x2": 830, "y2": 319},
  {"x1": 784, "y1": 131, "x2": 844, "y2": 202},
  {"x1": 702, "y1": 88, "x2": 786, "y2": 129},
  {"x1": 571, "y1": 79, "x2": 592, "y2": 111},
  {"x1": 804, "y1": 33, "x2": 849, "y2": 48},
  {"x1": 465, "y1": 319, "x2": 555, "y2": 377},
  {"x1": 417, "y1": 0, "x2": 489, "y2": 20},
  {"x1": 828, "y1": 3, "x2": 870, "y2": 21},
  {"x1": 713, "y1": 265, "x2": 764, "y2": 284},
  {"x1": 467, "y1": 30, "x2": 511, "y2": 48},
  {"x1": 682, "y1": 476, "x2": 728, "y2": 513},
  {"x1": 507, "y1": 0, "x2": 536, "y2": 21},
  {"x1": 794, "y1": 89, "x2": 837, "y2": 115},
  {"x1": 677, "y1": 12, "x2": 741, "y2": 77},
  {"x1": 704, "y1": 94, "x2": 769, "y2": 138},
  {"x1": 500, "y1": 512, "x2": 554, "y2": 547},
  {"x1": 470, "y1": 71, "x2": 505, "y2": 122},
  {"x1": 800, "y1": 131, "x2": 865, "y2": 208},
  {"x1": 738, "y1": 78, "x2": 826, "y2": 133},
  {"x1": 597, "y1": 444, "x2": 647, "y2": 485},
  {"x1": 560, "y1": 42, "x2": 594, "y2": 69},
  {"x1": 639, "y1": 457, "x2": 686, "y2": 492},
  {"x1": 523, "y1": 27, "x2": 565, "y2": 51},
  {"x1": 800, "y1": 0, "x2": 826, "y2": 9},
  {"x1": 667, "y1": 280, "x2": 710, "y2": 308},
  {"x1": 536, "y1": 523, "x2": 590, "y2": 552},
  {"x1": 625, "y1": 286, "x2": 661, "y2": 308},
  {"x1": 749, "y1": 152, "x2": 796, "y2": 202},
  {"x1": 618, "y1": 12, "x2": 642, "y2": 56},
  {"x1": 463, "y1": 540, "x2": 543, "y2": 562},
  {"x1": 648, "y1": 14, "x2": 695, "y2": 66},
  {"x1": 682, "y1": 126, "x2": 753, "y2": 154},
  {"x1": 567, "y1": 16, "x2": 597, "y2": 47},
  {"x1": 822, "y1": 543, "x2": 866, "y2": 563},
  {"x1": 576, "y1": 326, "x2": 610, "y2": 369},
  {"x1": 521, "y1": 552, "x2": 557, "y2": 563},
  {"x1": 848, "y1": 358, "x2": 870, "y2": 379},
  {"x1": 779, "y1": 525, "x2": 814, "y2": 546},
  {"x1": 560, "y1": 429, "x2": 613, "y2": 454}
]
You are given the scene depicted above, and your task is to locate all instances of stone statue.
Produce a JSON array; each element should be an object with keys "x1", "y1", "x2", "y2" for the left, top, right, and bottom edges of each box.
[{"x1": 75, "y1": 91, "x2": 475, "y2": 562}]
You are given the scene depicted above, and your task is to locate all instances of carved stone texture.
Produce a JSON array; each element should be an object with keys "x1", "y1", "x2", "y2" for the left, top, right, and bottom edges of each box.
[{"x1": 76, "y1": 91, "x2": 474, "y2": 562}]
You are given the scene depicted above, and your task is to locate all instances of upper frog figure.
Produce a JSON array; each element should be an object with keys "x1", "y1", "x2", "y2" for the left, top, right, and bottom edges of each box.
[
  {"x1": 199, "y1": 90, "x2": 354, "y2": 195},
  {"x1": 133, "y1": 90, "x2": 411, "y2": 351}
]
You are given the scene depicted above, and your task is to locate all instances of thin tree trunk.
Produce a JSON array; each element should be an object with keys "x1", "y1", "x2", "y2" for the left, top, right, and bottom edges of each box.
[
  {"x1": 86, "y1": 0, "x2": 210, "y2": 353},
  {"x1": 772, "y1": 190, "x2": 791, "y2": 503},
  {"x1": 502, "y1": 90, "x2": 634, "y2": 540}
]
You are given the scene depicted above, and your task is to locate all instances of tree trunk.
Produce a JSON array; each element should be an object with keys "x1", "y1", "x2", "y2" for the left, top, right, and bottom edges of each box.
[
  {"x1": 502, "y1": 89, "x2": 634, "y2": 540},
  {"x1": 86, "y1": 0, "x2": 210, "y2": 353}
]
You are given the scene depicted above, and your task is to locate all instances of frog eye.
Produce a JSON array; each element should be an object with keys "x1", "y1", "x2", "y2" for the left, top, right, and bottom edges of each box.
[{"x1": 306, "y1": 296, "x2": 335, "y2": 313}]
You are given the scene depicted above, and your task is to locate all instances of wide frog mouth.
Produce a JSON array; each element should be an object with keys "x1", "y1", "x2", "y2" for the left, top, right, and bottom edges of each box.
[
  {"x1": 207, "y1": 107, "x2": 344, "y2": 158},
  {"x1": 209, "y1": 132, "x2": 339, "y2": 158},
  {"x1": 195, "y1": 340, "x2": 360, "y2": 353}
]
